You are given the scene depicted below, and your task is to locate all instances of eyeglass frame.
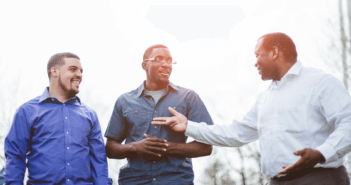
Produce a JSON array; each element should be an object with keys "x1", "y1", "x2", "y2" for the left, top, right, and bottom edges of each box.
[{"x1": 144, "y1": 57, "x2": 177, "y2": 65}]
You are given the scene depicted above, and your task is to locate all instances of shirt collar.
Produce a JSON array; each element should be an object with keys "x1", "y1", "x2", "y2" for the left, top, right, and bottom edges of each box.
[
  {"x1": 136, "y1": 81, "x2": 179, "y2": 97},
  {"x1": 39, "y1": 87, "x2": 81, "y2": 104},
  {"x1": 270, "y1": 61, "x2": 303, "y2": 90}
]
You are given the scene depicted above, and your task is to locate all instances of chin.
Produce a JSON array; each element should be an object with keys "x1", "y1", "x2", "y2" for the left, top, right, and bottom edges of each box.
[{"x1": 68, "y1": 89, "x2": 79, "y2": 97}]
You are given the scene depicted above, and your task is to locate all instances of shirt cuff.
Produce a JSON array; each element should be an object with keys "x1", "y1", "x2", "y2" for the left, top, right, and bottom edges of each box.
[
  {"x1": 185, "y1": 120, "x2": 200, "y2": 139},
  {"x1": 93, "y1": 177, "x2": 113, "y2": 185},
  {"x1": 4, "y1": 181, "x2": 22, "y2": 185},
  {"x1": 315, "y1": 143, "x2": 337, "y2": 164}
]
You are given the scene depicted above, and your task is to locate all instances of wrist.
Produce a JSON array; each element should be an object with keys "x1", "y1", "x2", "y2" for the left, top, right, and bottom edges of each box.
[{"x1": 127, "y1": 142, "x2": 137, "y2": 154}]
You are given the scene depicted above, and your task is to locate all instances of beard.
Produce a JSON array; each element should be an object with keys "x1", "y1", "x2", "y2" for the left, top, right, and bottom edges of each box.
[{"x1": 58, "y1": 75, "x2": 78, "y2": 98}]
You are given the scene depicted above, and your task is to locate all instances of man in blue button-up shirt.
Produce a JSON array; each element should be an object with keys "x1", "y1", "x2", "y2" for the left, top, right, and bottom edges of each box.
[
  {"x1": 5, "y1": 52, "x2": 112, "y2": 184},
  {"x1": 104, "y1": 44, "x2": 214, "y2": 185}
]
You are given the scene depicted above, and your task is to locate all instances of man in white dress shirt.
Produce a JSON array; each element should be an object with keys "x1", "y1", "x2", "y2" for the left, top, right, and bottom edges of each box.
[{"x1": 151, "y1": 32, "x2": 351, "y2": 185}]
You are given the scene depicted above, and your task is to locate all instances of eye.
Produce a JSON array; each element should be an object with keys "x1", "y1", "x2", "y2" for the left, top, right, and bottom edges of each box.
[
  {"x1": 155, "y1": 56, "x2": 163, "y2": 62},
  {"x1": 69, "y1": 67, "x2": 77, "y2": 72}
]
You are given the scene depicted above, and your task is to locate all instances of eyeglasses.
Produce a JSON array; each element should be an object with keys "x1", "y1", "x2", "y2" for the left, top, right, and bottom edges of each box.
[{"x1": 144, "y1": 57, "x2": 177, "y2": 65}]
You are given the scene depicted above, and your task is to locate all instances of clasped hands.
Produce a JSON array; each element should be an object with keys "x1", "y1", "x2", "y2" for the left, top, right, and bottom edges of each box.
[{"x1": 151, "y1": 107, "x2": 326, "y2": 175}]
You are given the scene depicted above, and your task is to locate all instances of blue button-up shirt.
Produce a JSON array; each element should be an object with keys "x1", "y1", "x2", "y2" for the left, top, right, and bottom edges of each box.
[
  {"x1": 105, "y1": 82, "x2": 214, "y2": 185},
  {"x1": 5, "y1": 88, "x2": 112, "y2": 185}
]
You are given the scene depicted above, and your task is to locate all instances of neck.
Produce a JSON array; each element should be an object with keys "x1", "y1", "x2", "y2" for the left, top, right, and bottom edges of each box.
[
  {"x1": 144, "y1": 80, "x2": 168, "y2": 91},
  {"x1": 276, "y1": 60, "x2": 296, "y2": 81},
  {"x1": 48, "y1": 83, "x2": 74, "y2": 103}
]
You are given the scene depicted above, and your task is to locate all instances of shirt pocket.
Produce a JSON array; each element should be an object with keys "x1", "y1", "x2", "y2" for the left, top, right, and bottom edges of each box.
[
  {"x1": 282, "y1": 106, "x2": 308, "y2": 133},
  {"x1": 72, "y1": 124, "x2": 91, "y2": 146},
  {"x1": 125, "y1": 108, "x2": 150, "y2": 138}
]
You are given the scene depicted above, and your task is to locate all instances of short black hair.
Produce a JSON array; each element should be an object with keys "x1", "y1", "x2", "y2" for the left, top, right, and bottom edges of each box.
[
  {"x1": 47, "y1": 52, "x2": 80, "y2": 78},
  {"x1": 259, "y1": 32, "x2": 297, "y2": 62},
  {"x1": 143, "y1": 44, "x2": 169, "y2": 62}
]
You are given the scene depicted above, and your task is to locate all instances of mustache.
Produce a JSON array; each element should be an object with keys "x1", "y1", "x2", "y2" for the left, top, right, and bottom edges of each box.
[{"x1": 71, "y1": 77, "x2": 82, "y2": 81}]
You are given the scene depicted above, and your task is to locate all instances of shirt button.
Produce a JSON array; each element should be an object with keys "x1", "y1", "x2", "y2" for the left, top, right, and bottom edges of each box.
[
  {"x1": 63, "y1": 103, "x2": 65, "y2": 106},
  {"x1": 135, "y1": 111, "x2": 138, "y2": 114},
  {"x1": 154, "y1": 111, "x2": 157, "y2": 113},
  {"x1": 67, "y1": 147, "x2": 69, "y2": 149},
  {"x1": 52, "y1": 99, "x2": 54, "y2": 101},
  {"x1": 66, "y1": 132, "x2": 69, "y2": 134},
  {"x1": 153, "y1": 178, "x2": 156, "y2": 181},
  {"x1": 67, "y1": 163, "x2": 70, "y2": 165},
  {"x1": 67, "y1": 179, "x2": 70, "y2": 182},
  {"x1": 65, "y1": 117, "x2": 67, "y2": 119}
]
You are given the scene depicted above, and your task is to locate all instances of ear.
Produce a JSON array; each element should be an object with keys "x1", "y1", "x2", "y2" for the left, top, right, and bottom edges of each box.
[
  {"x1": 272, "y1": 46, "x2": 279, "y2": 60},
  {"x1": 142, "y1": 61, "x2": 148, "y2": 71},
  {"x1": 50, "y1": 67, "x2": 59, "y2": 77}
]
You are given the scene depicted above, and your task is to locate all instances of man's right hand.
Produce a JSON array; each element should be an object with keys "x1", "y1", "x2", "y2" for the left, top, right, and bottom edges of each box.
[
  {"x1": 130, "y1": 134, "x2": 168, "y2": 158},
  {"x1": 151, "y1": 107, "x2": 188, "y2": 132}
]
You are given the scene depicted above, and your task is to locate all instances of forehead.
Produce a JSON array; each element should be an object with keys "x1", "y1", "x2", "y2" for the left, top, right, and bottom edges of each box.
[
  {"x1": 254, "y1": 38, "x2": 265, "y2": 53},
  {"x1": 150, "y1": 48, "x2": 172, "y2": 58},
  {"x1": 63, "y1": 57, "x2": 82, "y2": 68}
]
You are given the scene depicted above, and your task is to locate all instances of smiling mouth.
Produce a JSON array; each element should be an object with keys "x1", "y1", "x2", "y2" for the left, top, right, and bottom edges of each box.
[{"x1": 72, "y1": 79, "x2": 81, "y2": 85}]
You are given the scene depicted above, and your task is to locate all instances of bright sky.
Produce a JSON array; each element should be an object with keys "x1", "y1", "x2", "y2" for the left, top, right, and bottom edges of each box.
[{"x1": 0, "y1": 0, "x2": 339, "y2": 183}]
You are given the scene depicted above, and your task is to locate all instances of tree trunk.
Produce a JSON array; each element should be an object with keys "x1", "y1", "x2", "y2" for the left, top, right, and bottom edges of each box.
[{"x1": 340, "y1": 0, "x2": 348, "y2": 90}]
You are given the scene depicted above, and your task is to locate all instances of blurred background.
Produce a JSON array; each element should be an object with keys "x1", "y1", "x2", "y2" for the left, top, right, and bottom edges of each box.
[{"x1": 0, "y1": 0, "x2": 350, "y2": 184}]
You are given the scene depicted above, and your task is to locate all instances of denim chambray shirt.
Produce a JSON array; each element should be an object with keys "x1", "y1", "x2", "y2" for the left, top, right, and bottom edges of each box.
[{"x1": 105, "y1": 82, "x2": 214, "y2": 185}]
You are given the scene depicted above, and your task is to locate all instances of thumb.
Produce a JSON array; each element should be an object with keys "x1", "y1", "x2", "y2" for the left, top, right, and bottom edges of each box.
[
  {"x1": 168, "y1": 107, "x2": 179, "y2": 116},
  {"x1": 293, "y1": 149, "x2": 305, "y2": 156}
]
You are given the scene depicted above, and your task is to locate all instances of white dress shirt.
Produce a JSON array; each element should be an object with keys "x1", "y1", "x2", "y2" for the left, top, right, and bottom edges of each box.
[{"x1": 185, "y1": 61, "x2": 351, "y2": 178}]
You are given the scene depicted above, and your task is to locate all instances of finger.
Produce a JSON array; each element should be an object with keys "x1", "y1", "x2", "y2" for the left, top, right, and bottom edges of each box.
[
  {"x1": 146, "y1": 146, "x2": 168, "y2": 152},
  {"x1": 144, "y1": 133, "x2": 156, "y2": 138},
  {"x1": 146, "y1": 138, "x2": 168, "y2": 144},
  {"x1": 151, "y1": 120, "x2": 170, "y2": 126},
  {"x1": 168, "y1": 107, "x2": 180, "y2": 116},
  {"x1": 170, "y1": 122, "x2": 178, "y2": 128},
  {"x1": 293, "y1": 149, "x2": 306, "y2": 156},
  {"x1": 278, "y1": 158, "x2": 304, "y2": 174},
  {"x1": 143, "y1": 150, "x2": 163, "y2": 157},
  {"x1": 152, "y1": 117, "x2": 168, "y2": 121}
]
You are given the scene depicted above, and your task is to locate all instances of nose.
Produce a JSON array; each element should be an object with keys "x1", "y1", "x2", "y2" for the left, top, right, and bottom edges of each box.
[
  {"x1": 76, "y1": 70, "x2": 83, "y2": 78},
  {"x1": 161, "y1": 61, "x2": 172, "y2": 67}
]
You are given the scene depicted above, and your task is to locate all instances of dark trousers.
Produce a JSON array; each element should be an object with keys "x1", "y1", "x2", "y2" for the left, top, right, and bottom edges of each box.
[{"x1": 269, "y1": 166, "x2": 350, "y2": 185}]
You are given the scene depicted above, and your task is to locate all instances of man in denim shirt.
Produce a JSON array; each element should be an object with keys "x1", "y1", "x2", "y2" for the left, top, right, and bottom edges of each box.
[{"x1": 105, "y1": 44, "x2": 214, "y2": 185}]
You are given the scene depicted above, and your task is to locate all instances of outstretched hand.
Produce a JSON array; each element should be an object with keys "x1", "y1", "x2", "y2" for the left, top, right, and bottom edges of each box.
[
  {"x1": 151, "y1": 107, "x2": 188, "y2": 132},
  {"x1": 278, "y1": 148, "x2": 325, "y2": 175}
]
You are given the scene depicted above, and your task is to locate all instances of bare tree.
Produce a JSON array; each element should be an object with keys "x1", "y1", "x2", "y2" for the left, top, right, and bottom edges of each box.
[
  {"x1": 199, "y1": 98, "x2": 268, "y2": 185},
  {"x1": 0, "y1": 59, "x2": 30, "y2": 169},
  {"x1": 318, "y1": 0, "x2": 351, "y2": 180}
]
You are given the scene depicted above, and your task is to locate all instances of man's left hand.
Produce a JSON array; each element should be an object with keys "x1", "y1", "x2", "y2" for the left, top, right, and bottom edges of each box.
[{"x1": 278, "y1": 148, "x2": 325, "y2": 175}]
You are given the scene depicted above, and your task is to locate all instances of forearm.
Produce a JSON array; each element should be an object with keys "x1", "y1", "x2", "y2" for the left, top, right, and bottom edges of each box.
[
  {"x1": 4, "y1": 152, "x2": 26, "y2": 184},
  {"x1": 165, "y1": 141, "x2": 212, "y2": 158},
  {"x1": 105, "y1": 140, "x2": 136, "y2": 159},
  {"x1": 186, "y1": 120, "x2": 258, "y2": 147}
]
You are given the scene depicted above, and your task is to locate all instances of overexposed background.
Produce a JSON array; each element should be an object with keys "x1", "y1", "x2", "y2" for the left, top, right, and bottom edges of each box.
[{"x1": 0, "y1": 0, "x2": 346, "y2": 184}]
